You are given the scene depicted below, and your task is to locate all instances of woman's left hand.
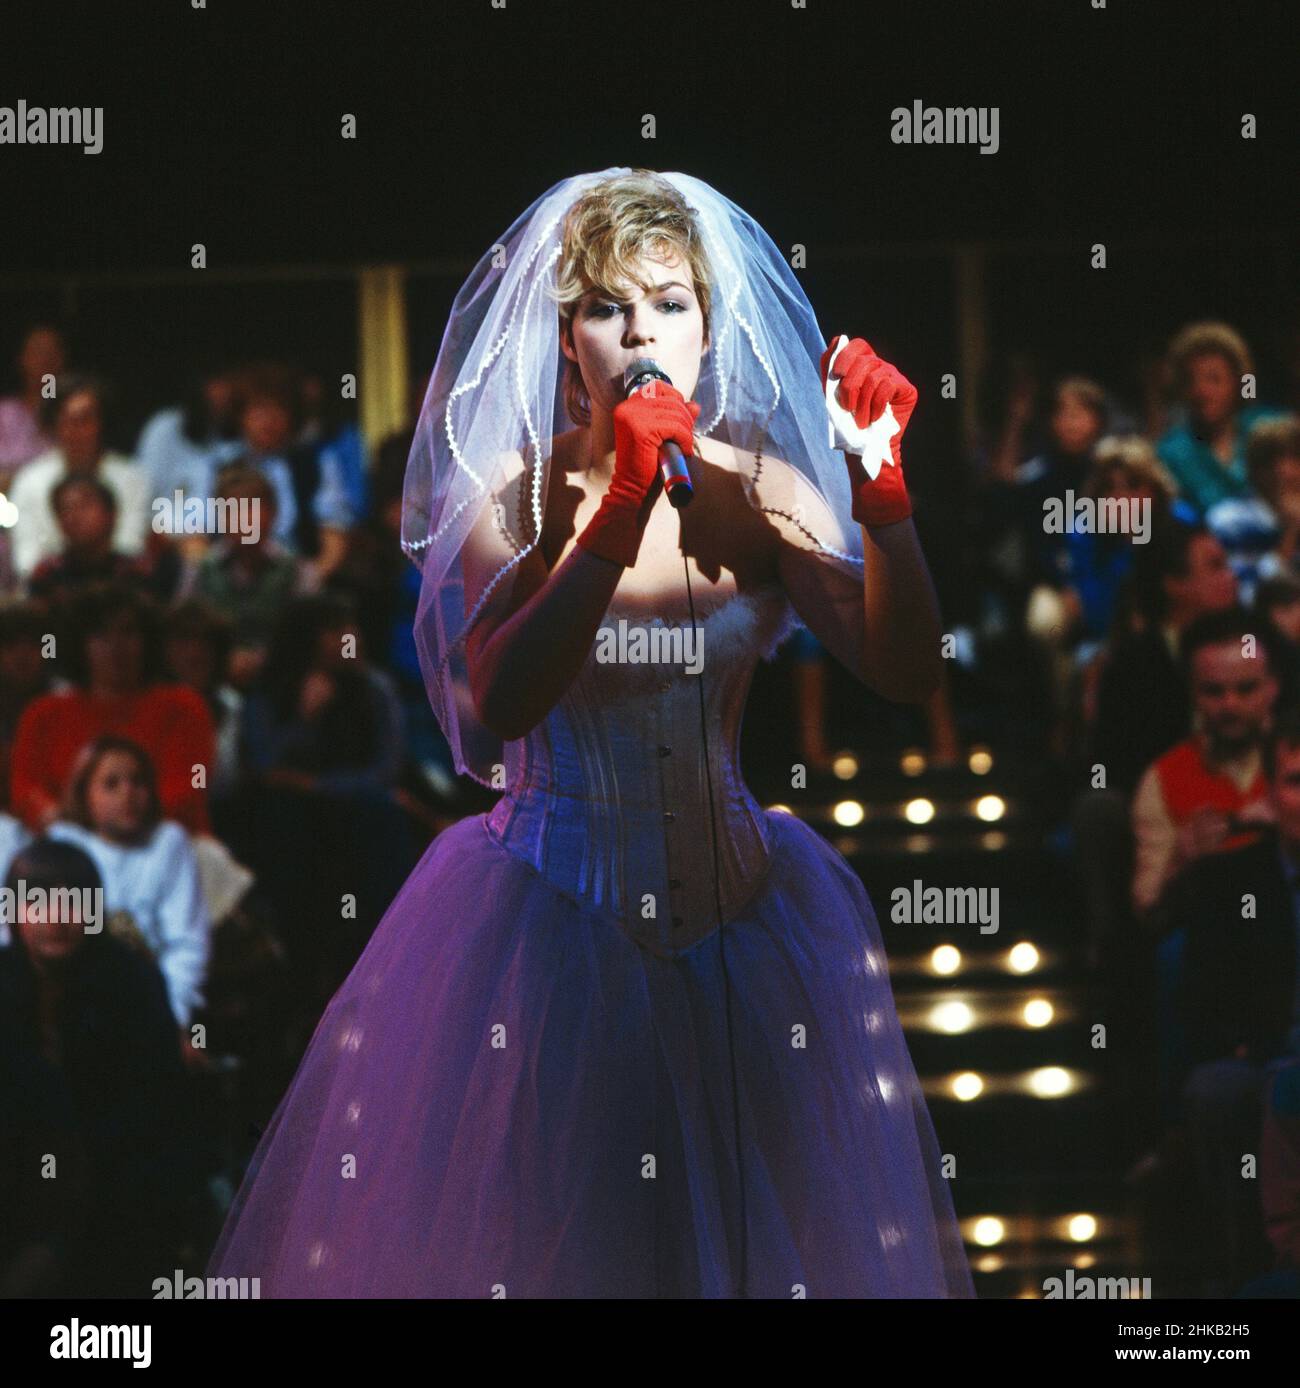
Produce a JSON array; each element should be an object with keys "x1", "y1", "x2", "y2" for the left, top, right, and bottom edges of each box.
[{"x1": 820, "y1": 335, "x2": 918, "y2": 527}]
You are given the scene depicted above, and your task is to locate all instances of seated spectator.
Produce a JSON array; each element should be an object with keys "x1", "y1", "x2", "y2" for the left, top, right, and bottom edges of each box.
[
  {"x1": 0, "y1": 837, "x2": 195, "y2": 1297},
  {"x1": 296, "y1": 365, "x2": 369, "y2": 522},
  {"x1": 329, "y1": 427, "x2": 456, "y2": 800},
  {"x1": 243, "y1": 592, "x2": 403, "y2": 800},
  {"x1": 0, "y1": 322, "x2": 65, "y2": 476},
  {"x1": 176, "y1": 464, "x2": 318, "y2": 687},
  {"x1": 1029, "y1": 435, "x2": 1194, "y2": 658},
  {"x1": 1132, "y1": 607, "x2": 1279, "y2": 918},
  {"x1": 0, "y1": 602, "x2": 63, "y2": 808},
  {"x1": 1253, "y1": 573, "x2": 1300, "y2": 708},
  {"x1": 1089, "y1": 523, "x2": 1238, "y2": 797},
  {"x1": 1017, "y1": 376, "x2": 1110, "y2": 577},
  {"x1": 1210, "y1": 414, "x2": 1300, "y2": 603},
  {"x1": 222, "y1": 364, "x2": 354, "y2": 576},
  {"x1": 135, "y1": 359, "x2": 244, "y2": 538},
  {"x1": 7, "y1": 375, "x2": 149, "y2": 582},
  {"x1": 1156, "y1": 321, "x2": 1285, "y2": 516},
  {"x1": 47, "y1": 737, "x2": 212, "y2": 1048},
  {"x1": 27, "y1": 475, "x2": 174, "y2": 605},
  {"x1": 233, "y1": 593, "x2": 415, "y2": 1007},
  {"x1": 9, "y1": 584, "x2": 214, "y2": 833},
  {"x1": 162, "y1": 599, "x2": 243, "y2": 802},
  {"x1": 1161, "y1": 708, "x2": 1300, "y2": 1291}
]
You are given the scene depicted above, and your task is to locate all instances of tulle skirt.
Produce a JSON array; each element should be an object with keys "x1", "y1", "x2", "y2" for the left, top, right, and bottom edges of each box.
[{"x1": 206, "y1": 809, "x2": 974, "y2": 1298}]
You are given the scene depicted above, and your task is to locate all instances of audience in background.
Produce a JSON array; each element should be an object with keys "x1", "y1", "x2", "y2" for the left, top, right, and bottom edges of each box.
[
  {"x1": 0, "y1": 323, "x2": 66, "y2": 475},
  {"x1": 0, "y1": 838, "x2": 197, "y2": 1297},
  {"x1": 48, "y1": 737, "x2": 212, "y2": 1052},
  {"x1": 135, "y1": 359, "x2": 244, "y2": 526},
  {"x1": 1131, "y1": 607, "x2": 1278, "y2": 918},
  {"x1": 1157, "y1": 321, "x2": 1285, "y2": 515},
  {"x1": 0, "y1": 602, "x2": 61, "y2": 808},
  {"x1": 8, "y1": 375, "x2": 149, "y2": 582},
  {"x1": 177, "y1": 463, "x2": 319, "y2": 688},
  {"x1": 9, "y1": 585, "x2": 214, "y2": 833},
  {"x1": 224, "y1": 364, "x2": 354, "y2": 577},
  {"x1": 1159, "y1": 709, "x2": 1300, "y2": 1293}
]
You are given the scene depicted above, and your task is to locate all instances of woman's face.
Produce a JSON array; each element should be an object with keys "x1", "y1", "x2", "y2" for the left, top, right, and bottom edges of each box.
[
  {"x1": 1185, "y1": 352, "x2": 1239, "y2": 428},
  {"x1": 561, "y1": 250, "x2": 707, "y2": 417},
  {"x1": 85, "y1": 750, "x2": 152, "y2": 840},
  {"x1": 1051, "y1": 392, "x2": 1102, "y2": 456}
]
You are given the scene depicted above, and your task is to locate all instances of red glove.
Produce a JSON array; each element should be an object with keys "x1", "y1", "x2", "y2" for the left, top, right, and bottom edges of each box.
[
  {"x1": 819, "y1": 335, "x2": 918, "y2": 527},
  {"x1": 576, "y1": 380, "x2": 700, "y2": 568}
]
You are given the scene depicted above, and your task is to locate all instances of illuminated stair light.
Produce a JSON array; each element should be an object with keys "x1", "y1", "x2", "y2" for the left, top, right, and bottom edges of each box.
[
  {"x1": 832, "y1": 752, "x2": 859, "y2": 780},
  {"x1": 951, "y1": 1071, "x2": 984, "y2": 1101},
  {"x1": 974, "y1": 794, "x2": 1006, "y2": 822},
  {"x1": 972, "y1": 1216, "x2": 1005, "y2": 1246},
  {"x1": 929, "y1": 1000, "x2": 975, "y2": 1034},
  {"x1": 1007, "y1": 942, "x2": 1040, "y2": 974},
  {"x1": 1067, "y1": 1214, "x2": 1098, "y2": 1242},
  {"x1": 832, "y1": 799, "x2": 865, "y2": 827},
  {"x1": 930, "y1": 945, "x2": 962, "y2": 976},
  {"x1": 1027, "y1": 1066, "x2": 1073, "y2": 1098},
  {"x1": 1022, "y1": 998, "x2": 1054, "y2": 1028},
  {"x1": 904, "y1": 797, "x2": 935, "y2": 824}
]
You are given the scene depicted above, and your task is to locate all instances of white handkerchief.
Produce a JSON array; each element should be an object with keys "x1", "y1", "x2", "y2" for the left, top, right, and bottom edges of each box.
[{"x1": 824, "y1": 335, "x2": 899, "y2": 481}]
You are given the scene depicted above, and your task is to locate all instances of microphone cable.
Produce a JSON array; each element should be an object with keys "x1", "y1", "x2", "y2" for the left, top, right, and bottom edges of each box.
[{"x1": 680, "y1": 539, "x2": 750, "y2": 1299}]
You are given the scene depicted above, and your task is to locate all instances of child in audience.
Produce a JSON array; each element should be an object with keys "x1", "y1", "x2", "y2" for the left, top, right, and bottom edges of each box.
[{"x1": 48, "y1": 737, "x2": 211, "y2": 1063}]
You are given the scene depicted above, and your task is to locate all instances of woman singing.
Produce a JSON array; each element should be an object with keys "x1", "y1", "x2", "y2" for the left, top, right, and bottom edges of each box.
[{"x1": 207, "y1": 167, "x2": 974, "y2": 1298}]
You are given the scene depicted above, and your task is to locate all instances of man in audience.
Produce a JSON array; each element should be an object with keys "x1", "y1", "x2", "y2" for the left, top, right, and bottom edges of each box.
[
  {"x1": 27, "y1": 476, "x2": 170, "y2": 605},
  {"x1": 1162, "y1": 706, "x2": 1300, "y2": 1292},
  {"x1": 1132, "y1": 607, "x2": 1279, "y2": 918}
]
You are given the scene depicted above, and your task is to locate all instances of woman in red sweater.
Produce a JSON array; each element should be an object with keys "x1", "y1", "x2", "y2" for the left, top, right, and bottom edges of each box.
[{"x1": 11, "y1": 584, "x2": 214, "y2": 833}]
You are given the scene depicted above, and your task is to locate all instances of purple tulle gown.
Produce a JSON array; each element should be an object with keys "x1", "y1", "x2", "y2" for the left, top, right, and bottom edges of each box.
[{"x1": 206, "y1": 583, "x2": 975, "y2": 1297}]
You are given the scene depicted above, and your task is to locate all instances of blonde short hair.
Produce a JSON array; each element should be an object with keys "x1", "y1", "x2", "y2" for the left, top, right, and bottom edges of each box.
[
  {"x1": 552, "y1": 170, "x2": 713, "y2": 426},
  {"x1": 1087, "y1": 434, "x2": 1179, "y2": 499},
  {"x1": 1166, "y1": 320, "x2": 1253, "y2": 386}
]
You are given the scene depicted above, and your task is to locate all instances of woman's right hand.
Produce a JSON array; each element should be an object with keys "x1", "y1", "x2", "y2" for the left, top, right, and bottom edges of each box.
[{"x1": 577, "y1": 382, "x2": 699, "y2": 568}]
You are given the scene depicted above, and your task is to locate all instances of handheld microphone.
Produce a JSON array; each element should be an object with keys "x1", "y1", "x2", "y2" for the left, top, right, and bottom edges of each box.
[{"x1": 623, "y1": 357, "x2": 695, "y2": 508}]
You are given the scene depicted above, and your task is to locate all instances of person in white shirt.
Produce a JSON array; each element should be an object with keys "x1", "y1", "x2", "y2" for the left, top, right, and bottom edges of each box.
[
  {"x1": 47, "y1": 735, "x2": 212, "y2": 1054},
  {"x1": 8, "y1": 375, "x2": 149, "y2": 582}
]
